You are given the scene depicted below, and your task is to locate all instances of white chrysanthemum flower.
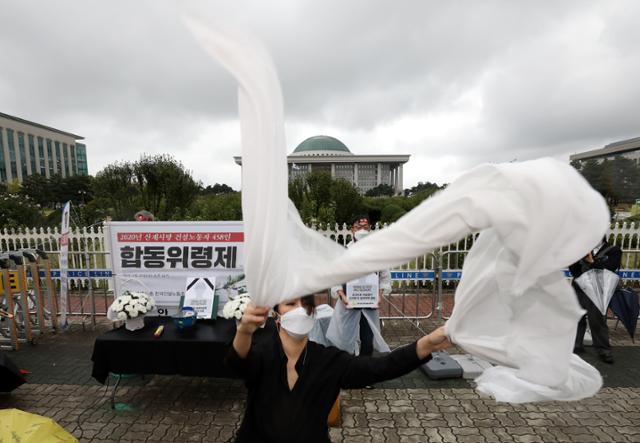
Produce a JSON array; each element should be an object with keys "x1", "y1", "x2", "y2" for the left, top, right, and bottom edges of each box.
[
  {"x1": 116, "y1": 311, "x2": 127, "y2": 321},
  {"x1": 234, "y1": 310, "x2": 242, "y2": 320}
]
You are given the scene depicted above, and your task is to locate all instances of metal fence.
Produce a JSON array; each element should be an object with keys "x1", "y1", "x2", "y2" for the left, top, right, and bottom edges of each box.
[{"x1": 1, "y1": 221, "x2": 639, "y2": 323}]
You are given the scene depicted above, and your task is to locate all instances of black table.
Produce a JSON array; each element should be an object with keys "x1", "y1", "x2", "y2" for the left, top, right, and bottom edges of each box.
[{"x1": 91, "y1": 316, "x2": 275, "y2": 384}]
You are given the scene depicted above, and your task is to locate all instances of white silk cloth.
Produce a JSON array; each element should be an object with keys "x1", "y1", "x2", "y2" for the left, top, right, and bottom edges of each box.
[{"x1": 186, "y1": 19, "x2": 609, "y2": 402}]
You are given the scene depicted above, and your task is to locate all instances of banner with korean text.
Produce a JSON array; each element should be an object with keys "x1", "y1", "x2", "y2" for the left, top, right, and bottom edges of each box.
[{"x1": 108, "y1": 221, "x2": 246, "y2": 317}]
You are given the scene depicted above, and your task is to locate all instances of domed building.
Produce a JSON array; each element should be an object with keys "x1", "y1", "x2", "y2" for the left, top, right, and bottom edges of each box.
[{"x1": 234, "y1": 135, "x2": 410, "y2": 195}]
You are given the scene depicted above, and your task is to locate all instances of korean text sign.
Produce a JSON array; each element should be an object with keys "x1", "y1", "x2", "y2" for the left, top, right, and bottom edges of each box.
[{"x1": 109, "y1": 221, "x2": 244, "y2": 316}]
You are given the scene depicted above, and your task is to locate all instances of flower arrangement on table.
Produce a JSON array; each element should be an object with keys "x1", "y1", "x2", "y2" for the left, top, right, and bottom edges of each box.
[
  {"x1": 222, "y1": 294, "x2": 251, "y2": 320},
  {"x1": 107, "y1": 290, "x2": 156, "y2": 331}
]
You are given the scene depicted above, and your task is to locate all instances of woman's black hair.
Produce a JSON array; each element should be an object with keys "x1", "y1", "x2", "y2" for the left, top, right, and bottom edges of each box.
[{"x1": 274, "y1": 294, "x2": 316, "y2": 316}]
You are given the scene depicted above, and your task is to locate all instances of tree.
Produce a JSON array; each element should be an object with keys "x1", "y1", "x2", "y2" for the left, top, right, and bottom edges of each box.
[
  {"x1": 288, "y1": 176, "x2": 306, "y2": 210},
  {"x1": 20, "y1": 173, "x2": 52, "y2": 208},
  {"x1": 380, "y1": 203, "x2": 406, "y2": 224},
  {"x1": 0, "y1": 193, "x2": 44, "y2": 229},
  {"x1": 365, "y1": 184, "x2": 395, "y2": 197},
  {"x1": 288, "y1": 173, "x2": 363, "y2": 226},
  {"x1": 60, "y1": 175, "x2": 94, "y2": 206},
  {"x1": 572, "y1": 157, "x2": 640, "y2": 206},
  {"x1": 187, "y1": 192, "x2": 242, "y2": 221},
  {"x1": 305, "y1": 171, "x2": 334, "y2": 222},
  {"x1": 331, "y1": 179, "x2": 363, "y2": 224},
  {"x1": 92, "y1": 161, "x2": 139, "y2": 220},
  {"x1": 134, "y1": 154, "x2": 201, "y2": 220},
  {"x1": 404, "y1": 181, "x2": 443, "y2": 197},
  {"x1": 201, "y1": 183, "x2": 235, "y2": 195}
]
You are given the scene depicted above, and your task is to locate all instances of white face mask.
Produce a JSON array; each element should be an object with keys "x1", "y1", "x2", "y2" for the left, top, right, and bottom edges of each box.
[
  {"x1": 354, "y1": 229, "x2": 370, "y2": 241},
  {"x1": 279, "y1": 306, "x2": 315, "y2": 340}
]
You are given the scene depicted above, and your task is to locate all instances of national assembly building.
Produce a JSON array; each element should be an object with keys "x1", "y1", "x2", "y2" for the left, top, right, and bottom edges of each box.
[{"x1": 234, "y1": 135, "x2": 410, "y2": 195}]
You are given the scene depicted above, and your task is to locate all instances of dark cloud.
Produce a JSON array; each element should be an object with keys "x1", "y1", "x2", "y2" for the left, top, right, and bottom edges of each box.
[{"x1": 0, "y1": 0, "x2": 638, "y2": 188}]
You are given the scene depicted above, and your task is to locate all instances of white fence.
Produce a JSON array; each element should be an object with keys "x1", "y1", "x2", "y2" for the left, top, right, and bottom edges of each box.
[
  {"x1": 1, "y1": 220, "x2": 639, "y2": 276},
  {"x1": 0, "y1": 221, "x2": 638, "y2": 319}
]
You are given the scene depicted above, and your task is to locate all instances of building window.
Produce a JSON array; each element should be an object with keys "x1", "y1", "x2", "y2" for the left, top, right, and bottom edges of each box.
[
  {"x1": 0, "y1": 128, "x2": 6, "y2": 182},
  {"x1": 63, "y1": 143, "x2": 73, "y2": 176},
  {"x1": 38, "y1": 137, "x2": 46, "y2": 175},
  {"x1": 379, "y1": 163, "x2": 391, "y2": 185},
  {"x1": 75, "y1": 143, "x2": 88, "y2": 175},
  {"x1": 28, "y1": 134, "x2": 37, "y2": 175},
  {"x1": 54, "y1": 141, "x2": 62, "y2": 175},
  {"x1": 70, "y1": 145, "x2": 77, "y2": 174},
  {"x1": 289, "y1": 163, "x2": 310, "y2": 179},
  {"x1": 17, "y1": 132, "x2": 28, "y2": 179},
  {"x1": 46, "y1": 139, "x2": 55, "y2": 176},
  {"x1": 6, "y1": 128, "x2": 18, "y2": 179},
  {"x1": 312, "y1": 164, "x2": 331, "y2": 174},
  {"x1": 357, "y1": 163, "x2": 378, "y2": 193},
  {"x1": 334, "y1": 163, "x2": 354, "y2": 182}
]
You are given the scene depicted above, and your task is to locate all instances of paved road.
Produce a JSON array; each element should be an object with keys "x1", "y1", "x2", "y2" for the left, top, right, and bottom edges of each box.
[{"x1": 1, "y1": 318, "x2": 639, "y2": 442}]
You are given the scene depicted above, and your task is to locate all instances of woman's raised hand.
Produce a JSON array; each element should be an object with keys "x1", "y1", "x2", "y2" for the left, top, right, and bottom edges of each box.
[{"x1": 237, "y1": 304, "x2": 270, "y2": 335}]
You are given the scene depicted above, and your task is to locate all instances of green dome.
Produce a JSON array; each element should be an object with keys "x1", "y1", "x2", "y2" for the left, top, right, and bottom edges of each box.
[{"x1": 293, "y1": 135, "x2": 351, "y2": 155}]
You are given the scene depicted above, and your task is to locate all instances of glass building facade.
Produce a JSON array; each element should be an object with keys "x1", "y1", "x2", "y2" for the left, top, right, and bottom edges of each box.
[
  {"x1": 0, "y1": 113, "x2": 87, "y2": 183},
  {"x1": 17, "y1": 132, "x2": 28, "y2": 178},
  {"x1": 38, "y1": 137, "x2": 46, "y2": 175},
  {"x1": 28, "y1": 134, "x2": 37, "y2": 175},
  {"x1": 46, "y1": 139, "x2": 54, "y2": 177},
  {"x1": 6, "y1": 128, "x2": 18, "y2": 179},
  {"x1": 75, "y1": 143, "x2": 88, "y2": 175},
  {"x1": 54, "y1": 141, "x2": 62, "y2": 175},
  {"x1": 0, "y1": 127, "x2": 6, "y2": 182}
]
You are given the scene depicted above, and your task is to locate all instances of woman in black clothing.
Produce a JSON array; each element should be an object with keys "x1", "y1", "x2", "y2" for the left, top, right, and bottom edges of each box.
[{"x1": 226, "y1": 295, "x2": 451, "y2": 443}]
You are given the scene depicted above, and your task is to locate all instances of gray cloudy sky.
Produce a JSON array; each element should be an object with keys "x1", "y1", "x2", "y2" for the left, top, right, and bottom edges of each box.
[{"x1": 1, "y1": 0, "x2": 639, "y2": 189}]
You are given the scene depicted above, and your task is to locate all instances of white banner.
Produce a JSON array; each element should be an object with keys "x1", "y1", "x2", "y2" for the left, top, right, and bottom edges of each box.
[
  {"x1": 59, "y1": 201, "x2": 71, "y2": 328},
  {"x1": 108, "y1": 221, "x2": 245, "y2": 316}
]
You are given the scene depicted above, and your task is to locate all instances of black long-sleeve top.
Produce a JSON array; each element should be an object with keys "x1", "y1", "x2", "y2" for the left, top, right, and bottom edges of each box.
[
  {"x1": 225, "y1": 327, "x2": 431, "y2": 443},
  {"x1": 569, "y1": 241, "x2": 622, "y2": 279},
  {"x1": 569, "y1": 241, "x2": 622, "y2": 297}
]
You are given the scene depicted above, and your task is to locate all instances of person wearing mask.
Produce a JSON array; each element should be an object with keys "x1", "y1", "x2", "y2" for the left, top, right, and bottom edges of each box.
[
  {"x1": 327, "y1": 215, "x2": 391, "y2": 357},
  {"x1": 570, "y1": 236, "x2": 622, "y2": 363},
  {"x1": 226, "y1": 296, "x2": 450, "y2": 443}
]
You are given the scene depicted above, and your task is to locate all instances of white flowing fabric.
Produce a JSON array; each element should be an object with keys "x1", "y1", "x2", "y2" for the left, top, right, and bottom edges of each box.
[{"x1": 186, "y1": 20, "x2": 609, "y2": 402}]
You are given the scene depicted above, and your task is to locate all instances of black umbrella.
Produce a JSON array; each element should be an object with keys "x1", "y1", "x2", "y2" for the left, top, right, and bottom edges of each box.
[
  {"x1": 609, "y1": 287, "x2": 640, "y2": 343},
  {"x1": 0, "y1": 350, "x2": 26, "y2": 392}
]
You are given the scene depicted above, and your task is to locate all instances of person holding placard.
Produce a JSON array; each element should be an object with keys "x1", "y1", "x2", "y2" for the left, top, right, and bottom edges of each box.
[
  {"x1": 226, "y1": 296, "x2": 450, "y2": 443},
  {"x1": 570, "y1": 236, "x2": 622, "y2": 363},
  {"x1": 327, "y1": 215, "x2": 391, "y2": 357}
]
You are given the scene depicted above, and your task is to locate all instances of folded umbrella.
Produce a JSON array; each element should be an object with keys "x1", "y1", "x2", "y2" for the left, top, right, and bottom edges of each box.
[
  {"x1": 0, "y1": 408, "x2": 77, "y2": 442},
  {"x1": 610, "y1": 287, "x2": 640, "y2": 342},
  {"x1": 574, "y1": 269, "x2": 620, "y2": 315},
  {"x1": 0, "y1": 350, "x2": 26, "y2": 392}
]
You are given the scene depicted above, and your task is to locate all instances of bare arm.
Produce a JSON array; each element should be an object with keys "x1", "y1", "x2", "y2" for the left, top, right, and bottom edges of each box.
[
  {"x1": 416, "y1": 326, "x2": 451, "y2": 359},
  {"x1": 233, "y1": 304, "x2": 270, "y2": 358}
]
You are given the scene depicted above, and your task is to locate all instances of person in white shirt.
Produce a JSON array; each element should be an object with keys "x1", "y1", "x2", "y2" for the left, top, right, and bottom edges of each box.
[{"x1": 326, "y1": 215, "x2": 391, "y2": 357}]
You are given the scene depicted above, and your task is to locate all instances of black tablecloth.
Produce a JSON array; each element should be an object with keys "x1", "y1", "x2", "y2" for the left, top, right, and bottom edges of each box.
[{"x1": 91, "y1": 316, "x2": 275, "y2": 384}]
